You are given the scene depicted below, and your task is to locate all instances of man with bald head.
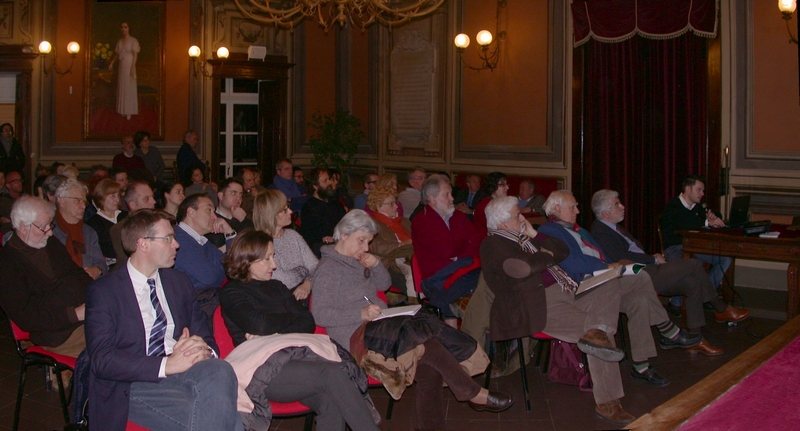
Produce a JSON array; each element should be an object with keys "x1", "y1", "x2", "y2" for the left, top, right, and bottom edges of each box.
[{"x1": 0, "y1": 196, "x2": 90, "y2": 357}]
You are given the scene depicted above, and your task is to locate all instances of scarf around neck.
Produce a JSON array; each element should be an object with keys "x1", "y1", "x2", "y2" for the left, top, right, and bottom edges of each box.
[
  {"x1": 56, "y1": 210, "x2": 86, "y2": 267},
  {"x1": 372, "y1": 211, "x2": 411, "y2": 242}
]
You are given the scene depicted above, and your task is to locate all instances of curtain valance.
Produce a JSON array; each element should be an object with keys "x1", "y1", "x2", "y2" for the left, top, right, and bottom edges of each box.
[{"x1": 571, "y1": 0, "x2": 718, "y2": 47}]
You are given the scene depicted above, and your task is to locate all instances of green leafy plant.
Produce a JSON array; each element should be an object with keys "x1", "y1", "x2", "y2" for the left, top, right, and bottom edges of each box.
[{"x1": 307, "y1": 109, "x2": 364, "y2": 187}]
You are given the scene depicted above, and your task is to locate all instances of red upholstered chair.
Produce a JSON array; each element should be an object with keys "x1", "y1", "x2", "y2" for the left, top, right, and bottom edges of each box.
[
  {"x1": 410, "y1": 255, "x2": 442, "y2": 318},
  {"x1": 9, "y1": 321, "x2": 76, "y2": 431},
  {"x1": 211, "y1": 307, "x2": 315, "y2": 431}
]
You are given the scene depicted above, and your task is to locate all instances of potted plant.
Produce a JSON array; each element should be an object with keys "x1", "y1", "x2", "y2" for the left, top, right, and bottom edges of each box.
[{"x1": 307, "y1": 109, "x2": 364, "y2": 189}]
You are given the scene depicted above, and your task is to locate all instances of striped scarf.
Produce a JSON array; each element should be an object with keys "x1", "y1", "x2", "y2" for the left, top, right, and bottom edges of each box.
[{"x1": 488, "y1": 228, "x2": 579, "y2": 294}]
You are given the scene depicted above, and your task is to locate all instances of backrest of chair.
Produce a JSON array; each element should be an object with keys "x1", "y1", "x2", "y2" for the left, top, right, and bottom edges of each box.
[
  {"x1": 212, "y1": 307, "x2": 235, "y2": 359},
  {"x1": 411, "y1": 254, "x2": 423, "y2": 294},
  {"x1": 9, "y1": 320, "x2": 30, "y2": 342}
]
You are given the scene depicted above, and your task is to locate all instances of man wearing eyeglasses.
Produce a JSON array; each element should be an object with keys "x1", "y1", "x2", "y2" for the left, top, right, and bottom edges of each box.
[
  {"x1": 397, "y1": 167, "x2": 426, "y2": 220},
  {"x1": 354, "y1": 172, "x2": 378, "y2": 210},
  {"x1": 205, "y1": 178, "x2": 252, "y2": 249},
  {"x1": 53, "y1": 179, "x2": 107, "y2": 279},
  {"x1": 0, "y1": 196, "x2": 91, "y2": 358},
  {"x1": 84, "y1": 208, "x2": 241, "y2": 431}
]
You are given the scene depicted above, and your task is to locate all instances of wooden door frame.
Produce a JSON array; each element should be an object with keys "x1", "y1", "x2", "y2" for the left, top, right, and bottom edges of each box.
[{"x1": 0, "y1": 45, "x2": 38, "y2": 182}]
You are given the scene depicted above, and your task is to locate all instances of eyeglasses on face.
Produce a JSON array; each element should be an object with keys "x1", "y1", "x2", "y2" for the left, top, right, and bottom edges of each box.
[
  {"x1": 144, "y1": 235, "x2": 176, "y2": 243},
  {"x1": 32, "y1": 220, "x2": 56, "y2": 234}
]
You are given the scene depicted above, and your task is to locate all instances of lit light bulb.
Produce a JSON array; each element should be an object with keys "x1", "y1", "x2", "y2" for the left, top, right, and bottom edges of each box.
[
  {"x1": 779, "y1": 0, "x2": 797, "y2": 14},
  {"x1": 476, "y1": 30, "x2": 493, "y2": 46},
  {"x1": 216, "y1": 47, "x2": 229, "y2": 59},
  {"x1": 67, "y1": 42, "x2": 80, "y2": 55},
  {"x1": 38, "y1": 41, "x2": 52, "y2": 54},
  {"x1": 188, "y1": 46, "x2": 201, "y2": 58},
  {"x1": 454, "y1": 33, "x2": 470, "y2": 49}
]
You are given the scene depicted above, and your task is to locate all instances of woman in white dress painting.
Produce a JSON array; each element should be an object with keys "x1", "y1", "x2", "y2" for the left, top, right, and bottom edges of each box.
[{"x1": 107, "y1": 22, "x2": 139, "y2": 120}]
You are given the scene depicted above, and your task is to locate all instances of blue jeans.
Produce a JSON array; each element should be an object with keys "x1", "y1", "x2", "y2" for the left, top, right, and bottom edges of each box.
[
  {"x1": 129, "y1": 358, "x2": 243, "y2": 431},
  {"x1": 664, "y1": 245, "x2": 732, "y2": 306}
]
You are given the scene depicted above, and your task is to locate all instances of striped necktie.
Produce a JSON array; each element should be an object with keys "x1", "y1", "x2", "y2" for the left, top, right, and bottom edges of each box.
[{"x1": 147, "y1": 278, "x2": 167, "y2": 357}]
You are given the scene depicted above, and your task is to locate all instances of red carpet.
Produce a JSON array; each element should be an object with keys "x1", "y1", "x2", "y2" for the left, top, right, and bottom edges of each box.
[{"x1": 679, "y1": 334, "x2": 800, "y2": 430}]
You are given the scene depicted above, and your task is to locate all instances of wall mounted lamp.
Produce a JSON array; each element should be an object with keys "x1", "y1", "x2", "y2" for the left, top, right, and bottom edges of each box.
[
  {"x1": 779, "y1": 0, "x2": 799, "y2": 44},
  {"x1": 38, "y1": 40, "x2": 81, "y2": 76},
  {"x1": 188, "y1": 45, "x2": 229, "y2": 77},
  {"x1": 454, "y1": 0, "x2": 507, "y2": 71}
]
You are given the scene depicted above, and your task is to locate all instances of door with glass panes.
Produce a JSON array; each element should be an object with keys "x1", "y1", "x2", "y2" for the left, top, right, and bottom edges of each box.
[{"x1": 218, "y1": 78, "x2": 259, "y2": 179}]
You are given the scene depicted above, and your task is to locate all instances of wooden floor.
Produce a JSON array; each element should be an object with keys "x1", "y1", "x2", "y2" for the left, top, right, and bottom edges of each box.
[{"x1": 629, "y1": 314, "x2": 800, "y2": 430}]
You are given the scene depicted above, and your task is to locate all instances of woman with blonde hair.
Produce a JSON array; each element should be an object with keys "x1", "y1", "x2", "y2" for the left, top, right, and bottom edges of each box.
[
  {"x1": 252, "y1": 189, "x2": 317, "y2": 300},
  {"x1": 370, "y1": 173, "x2": 403, "y2": 217},
  {"x1": 86, "y1": 178, "x2": 127, "y2": 269},
  {"x1": 366, "y1": 186, "x2": 414, "y2": 299}
]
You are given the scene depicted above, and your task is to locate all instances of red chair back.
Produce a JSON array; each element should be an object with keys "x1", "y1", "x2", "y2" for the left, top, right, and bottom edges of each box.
[
  {"x1": 212, "y1": 307, "x2": 235, "y2": 359},
  {"x1": 10, "y1": 320, "x2": 30, "y2": 343},
  {"x1": 411, "y1": 255, "x2": 424, "y2": 295}
]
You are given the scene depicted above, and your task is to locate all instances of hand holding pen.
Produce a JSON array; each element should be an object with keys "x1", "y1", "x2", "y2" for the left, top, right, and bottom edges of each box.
[{"x1": 362, "y1": 295, "x2": 385, "y2": 321}]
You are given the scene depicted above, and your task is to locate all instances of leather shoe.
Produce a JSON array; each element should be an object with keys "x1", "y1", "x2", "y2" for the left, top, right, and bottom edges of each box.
[
  {"x1": 468, "y1": 391, "x2": 514, "y2": 413},
  {"x1": 578, "y1": 329, "x2": 625, "y2": 362},
  {"x1": 715, "y1": 306, "x2": 751, "y2": 323},
  {"x1": 688, "y1": 339, "x2": 723, "y2": 356},
  {"x1": 630, "y1": 367, "x2": 670, "y2": 387},
  {"x1": 595, "y1": 399, "x2": 635, "y2": 426},
  {"x1": 659, "y1": 329, "x2": 702, "y2": 350}
]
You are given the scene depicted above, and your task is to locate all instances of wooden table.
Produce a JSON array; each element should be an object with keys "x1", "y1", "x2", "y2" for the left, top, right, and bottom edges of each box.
[{"x1": 678, "y1": 227, "x2": 800, "y2": 320}]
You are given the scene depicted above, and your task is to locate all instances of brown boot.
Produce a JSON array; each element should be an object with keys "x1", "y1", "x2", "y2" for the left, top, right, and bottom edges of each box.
[
  {"x1": 578, "y1": 328, "x2": 625, "y2": 362},
  {"x1": 595, "y1": 399, "x2": 635, "y2": 426}
]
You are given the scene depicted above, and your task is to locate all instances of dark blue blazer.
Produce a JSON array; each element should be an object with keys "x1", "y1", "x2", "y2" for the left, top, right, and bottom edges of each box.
[
  {"x1": 85, "y1": 266, "x2": 217, "y2": 431},
  {"x1": 538, "y1": 221, "x2": 610, "y2": 282}
]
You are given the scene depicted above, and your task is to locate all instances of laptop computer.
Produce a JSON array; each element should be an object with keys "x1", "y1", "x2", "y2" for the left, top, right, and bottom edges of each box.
[{"x1": 727, "y1": 195, "x2": 750, "y2": 228}]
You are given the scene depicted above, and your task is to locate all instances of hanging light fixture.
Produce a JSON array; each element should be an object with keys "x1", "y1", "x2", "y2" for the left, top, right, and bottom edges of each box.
[
  {"x1": 233, "y1": 0, "x2": 446, "y2": 32},
  {"x1": 779, "y1": 0, "x2": 798, "y2": 44}
]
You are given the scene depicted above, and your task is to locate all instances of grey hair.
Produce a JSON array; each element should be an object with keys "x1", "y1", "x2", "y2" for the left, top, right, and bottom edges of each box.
[
  {"x1": 407, "y1": 167, "x2": 426, "y2": 181},
  {"x1": 486, "y1": 196, "x2": 520, "y2": 230},
  {"x1": 420, "y1": 174, "x2": 450, "y2": 206},
  {"x1": 591, "y1": 189, "x2": 619, "y2": 219},
  {"x1": 11, "y1": 196, "x2": 54, "y2": 230},
  {"x1": 55, "y1": 178, "x2": 88, "y2": 201},
  {"x1": 42, "y1": 174, "x2": 67, "y2": 199},
  {"x1": 333, "y1": 209, "x2": 377, "y2": 241},
  {"x1": 275, "y1": 158, "x2": 292, "y2": 171},
  {"x1": 543, "y1": 190, "x2": 574, "y2": 217}
]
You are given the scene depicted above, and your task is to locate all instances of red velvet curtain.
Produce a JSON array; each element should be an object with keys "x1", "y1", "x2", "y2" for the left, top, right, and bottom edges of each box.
[{"x1": 572, "y1": 33, "x2": 718, "y2": 252}]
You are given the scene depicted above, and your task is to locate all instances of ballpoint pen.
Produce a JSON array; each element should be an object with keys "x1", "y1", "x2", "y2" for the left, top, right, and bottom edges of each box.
[{"x1": 363, "y1": 295, "x2": 386, "y2": 317}]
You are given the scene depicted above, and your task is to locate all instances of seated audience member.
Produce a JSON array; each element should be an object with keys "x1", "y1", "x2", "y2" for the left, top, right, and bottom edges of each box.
[
  {"x1": 371, "y1": 173, "x2": 403, "y2": 217},
  {"x1": 354, "y1": 172, "x2": 378, "y2": 210},
  {"x1": 311, "y1": 210, "x2": 512, "y2": 431},
  {"x1": 237, "y1": 167, "x2": 258, "y2": 217},
  {"x1": 220, "y1": 230, "x2": 380, "y2": 430},
  {"x1": 293, "y1": 166, "x2": 304, "y2": 185},
  {"x1": 83, "y1": 166, "x2": 109, "y2": 222},
  {"x1": 252, "y1": 190, "x2": 317, "y2": 300},
  {"x1": 454, "y1": 173, "x2": 484, "y2": 216},
  {"x1": 62, "y1": 165, "x2": 79, "y2": 181},
  {"x1": 250, "y1": 167, "x2": 268, "y2": 196},
  {"x1": 366, "y1": 186, "x2": 414, "y2": 298},
  {"x1": 517, "y1": 179, "x2": 546, "y2": 214},
  {"x1": 472, "y1": 171, "x2": 509, "y2": 236},
  {"x1": 109, "y1": 168, "x2": 130, "y2": 210},
  {"x1": 538, "y1": 190, "x2": 702, "y2": 387},
  {"x1": 206, "y1": 178, "x2": 253, "y2": 249},
  {"x1": 183, "y1": 166, "x2": 218, "y2": 207},
  {"x1": 0, "y1": 196, "x2": 90, "y2": 357},
  {"x1": 110, "y1": 181, "x2": 156, "y2": 271},
  {"x1": 660, "y1": 174, "x2": 732, "y2": 291},
  {"x1": 176, "y1": 130, "x2": 206, "y2": 185},
  {"x1": 0, "y1": 171, "x2": 24, "y2": 235},
  {"x1": 86, "y1": 179, "x2": 128, "y2": 269},
  {"x1": 397, "y1": 167, "x2": 426, "y2": 219},
  {"x1": 159, "y1": 181, "x2": 185, "y2": 217},
  {"x1": 268, "y1": 158, "x2": 308, "y2": 214},
  {"x1": 590, "y1": 189, "x2": 750, "y2": 355},
  {"x1": 51, "y1": 162, "x2": 66, "y2": 176},
  {"x1": 411, "y1": 174, "x2": 482, "y2": 321},
  {"x1": 53, "y1": 179, "x2": 107, "y2": 279},
  {"x1": 132, "y1": 130, "x2": 165, "y2": 183},
  {"x1": 0, "y1": 122, "x2": 25, "y2": 174},
  {"x1": 329, "y1": 168, "x2": 354, "y2": 210},
  {"x1": 41, "y1": 174, "x2": 67, "y2": 205},
  {"x1": 300, "y1": 167, "x2": 346, "y2": 257},
  {"x1": 482, "y1": 197, "x2": 634, "y2": 425},
  {"x1": 112, "y1": 135, "x2": 147, "y2": 174},
  {"x1": 174, "y1": 193, "x2": 235, "y2": 317},
  {"x1": 85, "y1": 209, "x2": 241, "y2": 431}
]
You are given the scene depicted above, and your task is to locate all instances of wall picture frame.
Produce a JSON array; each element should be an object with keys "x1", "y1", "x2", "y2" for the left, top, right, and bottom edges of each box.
[{"x1": 83, "y1": 0, "x2": 165, "y2": 140}]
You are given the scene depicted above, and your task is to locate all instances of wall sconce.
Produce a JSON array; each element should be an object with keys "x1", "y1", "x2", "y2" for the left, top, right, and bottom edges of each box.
[
  {"x1": 38, "y1": 40, "x2": 80, "y2": 76},
  {"x1": 779, "y1": 0, "x2": 799, "y2": 44},
  {"x1": 454, "y1": 0, "x2": 506, "y2": 71},
  {"x1": 188, "y1": 45, "x2": 229, "y2": 77}
]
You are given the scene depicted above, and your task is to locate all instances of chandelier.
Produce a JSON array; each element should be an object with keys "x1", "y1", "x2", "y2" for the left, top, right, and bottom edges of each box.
[{"x1": 233, "y1": 0, "x2": 446, "y2": 31}]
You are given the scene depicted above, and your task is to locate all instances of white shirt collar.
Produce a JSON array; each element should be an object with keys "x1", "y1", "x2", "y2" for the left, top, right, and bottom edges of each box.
[
  {"x1": 178, "y1": 222, "x2": 208, "y2": 245},
  {"x1": 678, "y1": 194, "x2": 695, "y2": 210}
]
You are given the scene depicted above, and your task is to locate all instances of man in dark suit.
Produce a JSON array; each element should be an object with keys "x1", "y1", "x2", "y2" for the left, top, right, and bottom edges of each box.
[
  {"x1": 454, "y1": 173, "x2": 485, "y2": 216},
  {"x1": 590, "y1": 189, "x2": 750, "y2": 356},
  {"x1": 85, "y1": 209, "x2": 241, "y2": 431},
  {"x1": 176, "y1": 130, "x2": 207, "y2": 185}
]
